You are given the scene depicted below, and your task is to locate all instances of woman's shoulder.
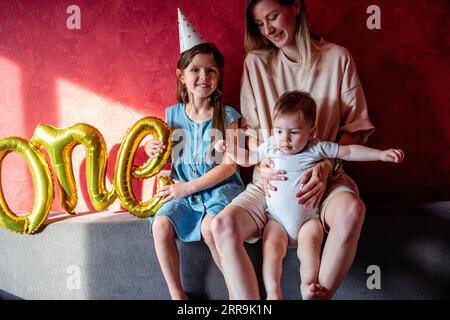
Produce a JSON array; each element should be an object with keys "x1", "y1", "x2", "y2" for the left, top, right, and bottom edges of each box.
[
  {"x1": 317, "y1": 39, "x2": 354, "y2": 62},
  {"x1": 244, "y1": 49, "x2": 272, "y2": 66}
]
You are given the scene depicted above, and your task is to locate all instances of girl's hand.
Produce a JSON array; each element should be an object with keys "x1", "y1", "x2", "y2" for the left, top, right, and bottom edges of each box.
[
  {"x1": 157, "y1": 180, "x2": 195, "y2": 204},
  {"x1": 259, "y1": 158, "x2": 286, "y2": 197},
  {"x1": 296, "y1": 161, "x2": 331, "y2": 208},
  {"x1": 214, "y1": 139, "x2": 226, "y2": 153},
  {"x1": 144, "y1": 139, "x2": 165, "y2": 159},
  {"x1": 380, "y1": 149, "x2": 405, "y2": 163}
]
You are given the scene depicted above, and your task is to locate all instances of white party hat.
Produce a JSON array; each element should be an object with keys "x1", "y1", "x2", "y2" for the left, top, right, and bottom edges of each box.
[{"x1": 178, "y1": 8, "x2": 205, "y2": 52}]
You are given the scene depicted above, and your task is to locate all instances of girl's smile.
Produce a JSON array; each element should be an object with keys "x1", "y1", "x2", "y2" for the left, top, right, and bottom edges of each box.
[{"x1": 177, "y1": 53, "x2": 219, "y2": 101}]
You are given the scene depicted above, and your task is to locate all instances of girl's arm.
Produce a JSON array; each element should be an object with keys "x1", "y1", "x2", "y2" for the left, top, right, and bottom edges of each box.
[
  {"x1": 337, "y1": 144, "x2": 405, "y2": 163},
  {"x1": 157, "y1": 121, "x2": 239, "y2": 203}
]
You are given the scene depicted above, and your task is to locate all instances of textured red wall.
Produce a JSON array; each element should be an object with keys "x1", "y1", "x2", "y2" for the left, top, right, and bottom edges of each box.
[{"x1": 0, "y1": 0, "x2": 448, "y2": 214}]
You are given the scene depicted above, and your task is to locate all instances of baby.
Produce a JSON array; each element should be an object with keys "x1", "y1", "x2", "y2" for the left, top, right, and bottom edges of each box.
[{"x1": 215, "y1": 90, "x2": 404, "y2": 299}]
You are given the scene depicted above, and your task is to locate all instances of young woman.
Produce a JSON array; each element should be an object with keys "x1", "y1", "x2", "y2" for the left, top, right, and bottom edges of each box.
[{"x1": 209, "y1": 0, "x2": 375, "y2": 299}]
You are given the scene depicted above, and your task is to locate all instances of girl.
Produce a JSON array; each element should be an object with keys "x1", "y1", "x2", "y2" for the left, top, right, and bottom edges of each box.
[
  {"x1": 145, "y1": 42, "x2": 244, "y2": 300},
  {"x1": 210, "y1": 0, "x2": 375, "y2": 300}
]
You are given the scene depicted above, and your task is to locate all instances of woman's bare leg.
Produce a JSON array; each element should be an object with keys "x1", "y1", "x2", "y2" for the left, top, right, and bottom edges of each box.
[
  {"x1": 318, "y1": 192, "x2": 365, "y2": 299},
  {"x1": 211, "y1": 205, "x2": 261, "y2": 300}
]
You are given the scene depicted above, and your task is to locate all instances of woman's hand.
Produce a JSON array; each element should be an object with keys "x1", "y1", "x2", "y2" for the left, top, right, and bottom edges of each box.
[
  {"x1": 144, "y1": 139, "x2": 165, "y2": 159},
  {"x1": 259, "y1": 158, "x2": 286, "y2": 197},
  {"x1": 157, "y1": 180, "x2": 195, "y2": 204},
  {"x1": 296, "y1": 160, "x2": 332, "y2": 208}
]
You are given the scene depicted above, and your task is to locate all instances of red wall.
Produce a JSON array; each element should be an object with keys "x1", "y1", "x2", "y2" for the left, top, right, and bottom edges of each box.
[{"x1": 0, "y1": 0, "x2": 448, "y2": 213}]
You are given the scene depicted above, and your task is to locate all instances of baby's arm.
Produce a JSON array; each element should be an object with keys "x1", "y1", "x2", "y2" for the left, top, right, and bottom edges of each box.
[
  {"x1": 157, "y1": 122, "x2": 239, "y2": 203},
  {"x1": 187, "y1": 122, "x2": 239, "y2": 191},
  {"x1": 214, "y1": 138, "x2": 258, "y2": 167},
  {"x1": 337, "y1": 145, "x2": 405, "y2": 163}
]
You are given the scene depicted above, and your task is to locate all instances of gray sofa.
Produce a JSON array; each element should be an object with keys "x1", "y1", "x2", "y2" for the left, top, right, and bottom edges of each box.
[{"x1": 1, "y1": 202, "x2": 449, "y2": 300}]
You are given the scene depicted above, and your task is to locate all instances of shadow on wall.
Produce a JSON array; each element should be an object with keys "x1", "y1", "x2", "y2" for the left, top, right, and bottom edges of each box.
[
  {"x1": 308, "y1": 0, "x2": 450, "y2": 201},
  {"x1": 0, "y1": 0, "x2": 245, "y2": 212}
]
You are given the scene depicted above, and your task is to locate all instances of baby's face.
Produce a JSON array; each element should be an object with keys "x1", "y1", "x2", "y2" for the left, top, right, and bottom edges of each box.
[{"x1": 273, "y1": 114, "x2": 315, "y2": 155}]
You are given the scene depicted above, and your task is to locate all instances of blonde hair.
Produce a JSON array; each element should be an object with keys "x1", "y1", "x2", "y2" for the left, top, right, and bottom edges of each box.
[{"x1": 244, "y1": 0, "x2": 319, "y2": 70}]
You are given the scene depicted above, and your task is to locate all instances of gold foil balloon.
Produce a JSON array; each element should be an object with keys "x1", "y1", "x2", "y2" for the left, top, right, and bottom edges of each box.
[
  {"x1": 115, "y1": 117, "x2": 172, "y2": 218},
  {"x1": 31, "y1": 123, "x2": 116, "y2": 213},
  {"x1": 0, "y1": 137, "x2": 54, "y2": 234}
]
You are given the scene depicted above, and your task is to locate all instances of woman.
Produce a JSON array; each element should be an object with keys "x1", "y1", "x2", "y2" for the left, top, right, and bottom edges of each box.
[{"x1": 207, "y1": 0, "x2": 374, "y2": 299}]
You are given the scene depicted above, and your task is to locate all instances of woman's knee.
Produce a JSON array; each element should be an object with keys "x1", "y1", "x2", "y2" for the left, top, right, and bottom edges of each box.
[
  {"x1": 210, "y1": 210, "x2": 237, "y2": 242},
  {"x1": 152, "y1": 216, "x2": 175, "y2": 240},
  {"x1": 327, "y1": 194, "x2": 365, "y2": 229},
  {"x1": 342, "y1": 197, "x2": 366, "y2": 229},
  {"x1": 211, "y1": 205, "x2": 252, "y2": 244}
]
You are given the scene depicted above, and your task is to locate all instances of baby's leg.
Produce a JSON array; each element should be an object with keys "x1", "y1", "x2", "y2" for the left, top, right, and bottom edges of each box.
[
  {"x1": 262, "y1": 219, "x2": 288, "y2": 300},
  {"x1": 297, "y1": 218, "x2": 325, "y2": 300},
  {"x1": 152, "y1": 215, "x2": 188, "y2": 300}
]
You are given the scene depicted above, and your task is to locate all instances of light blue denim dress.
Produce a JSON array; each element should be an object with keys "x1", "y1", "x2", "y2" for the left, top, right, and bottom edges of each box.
[{"x1": 149, "y1": 103, "x2": 245, "y2": 242}]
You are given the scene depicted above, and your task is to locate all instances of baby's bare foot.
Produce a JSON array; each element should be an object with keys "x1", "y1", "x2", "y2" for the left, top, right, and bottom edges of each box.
[
  {"x1": 314, "y1": 284, "x2": 330, "y2": 300},
  {"x1": 301, "y1": 283, "x2": 329, "y2": 300}
]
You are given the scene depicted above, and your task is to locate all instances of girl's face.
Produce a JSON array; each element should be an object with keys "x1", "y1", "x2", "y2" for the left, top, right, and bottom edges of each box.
[
  {"x1": 252, "y1": 0, "x2": 300, "y2": 49},
  {"x1": 273, "y1": 113, "x2": 314, "y2": 155},
  {"x1": 177, "y1": 53, "x2": 219, "y2": 102}
]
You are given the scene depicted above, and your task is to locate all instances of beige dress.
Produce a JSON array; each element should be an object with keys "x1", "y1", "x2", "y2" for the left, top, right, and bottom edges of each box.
[{"x1": 230, "y1": 39, "x2": 375, "y2": 237}]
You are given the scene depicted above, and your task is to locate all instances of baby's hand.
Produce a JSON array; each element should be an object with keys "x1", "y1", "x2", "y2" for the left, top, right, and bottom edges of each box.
[
  {"x1": 380, "y1": 149, "x2": 405, "y2": 163},
  {"x1": 214, "y1": 139, "x2": 226, "y2": 153},
  {"x1": 144, "y1": 139, "x2": 165, "y2": 159}
]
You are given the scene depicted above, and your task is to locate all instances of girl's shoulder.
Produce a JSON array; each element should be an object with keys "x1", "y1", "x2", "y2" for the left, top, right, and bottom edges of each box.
[
  {"x1": 165, "y1": 102, "x2": 184, "y2": 117},
  {"x1": 223, "y1": 105, "x2": 241, "y2": 126},
  {"x1": 165, "y1": 102, "x2": 185, "y2": 125},
  {"x1": 166, "y1": 102, "x2": 183, "y2": 113}
]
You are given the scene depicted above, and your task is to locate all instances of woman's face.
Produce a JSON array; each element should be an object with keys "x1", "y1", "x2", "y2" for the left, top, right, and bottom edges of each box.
[{"x1": 252, "y1": 0, "x2": 300, "y2": 49}]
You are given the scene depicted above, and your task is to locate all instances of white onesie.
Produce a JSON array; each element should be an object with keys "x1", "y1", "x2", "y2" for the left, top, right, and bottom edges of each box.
[{"x1": 253, "y1": 137, "x2": 339, "y2": 244}]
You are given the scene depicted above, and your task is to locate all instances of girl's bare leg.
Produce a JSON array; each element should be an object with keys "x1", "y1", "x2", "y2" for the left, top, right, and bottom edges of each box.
[
  {"x1": 152, "y1": 216, "x2": 188, "y2": 300},
  {"x1": 201, "y1": 213, "x2": 223, "y2": 273}
]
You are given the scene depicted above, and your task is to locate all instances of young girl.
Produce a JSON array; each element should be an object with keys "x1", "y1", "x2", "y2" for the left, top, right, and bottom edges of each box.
[
  {"x1": 215, "y1": 91, "x2": 404, "y2": 299},
  {"x1": 145, "y1": 42, "x2": 244, "y2": 300}
]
